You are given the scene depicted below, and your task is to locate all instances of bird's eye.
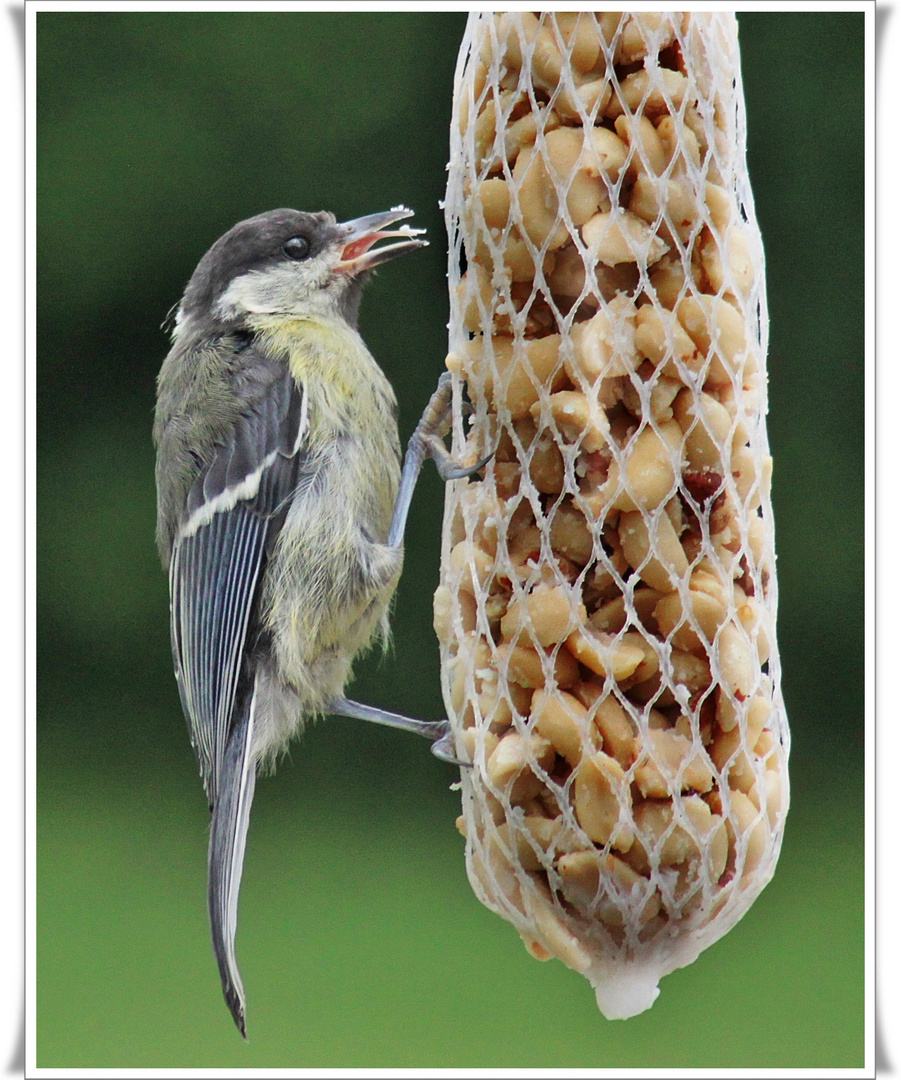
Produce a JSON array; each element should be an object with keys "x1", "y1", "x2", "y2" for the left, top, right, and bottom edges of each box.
[{"x1": 282, "y1": 236, "x2": 310, "y2": 260}]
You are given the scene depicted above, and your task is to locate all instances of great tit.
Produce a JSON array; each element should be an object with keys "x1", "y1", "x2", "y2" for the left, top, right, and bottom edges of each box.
[{"x1": 154, "y1": 206, "x2": 478, "y2": 1036}]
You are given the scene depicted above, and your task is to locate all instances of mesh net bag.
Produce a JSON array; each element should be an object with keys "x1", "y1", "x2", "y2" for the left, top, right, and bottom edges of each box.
[{"x1": 433, "y1": 12, "x2": 790, "y2": 1020}]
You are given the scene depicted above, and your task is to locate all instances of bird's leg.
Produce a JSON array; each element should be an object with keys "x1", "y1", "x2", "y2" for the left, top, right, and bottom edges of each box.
[
  {"x1": 329, "y1": 697, "x2": 467, "y2": 766},
  {"x1": 348, "y1": 374, "x2": 490, "y2": 768},
  {"x1": 387, "y1": 371, "x2": 493, "y2": 549}
]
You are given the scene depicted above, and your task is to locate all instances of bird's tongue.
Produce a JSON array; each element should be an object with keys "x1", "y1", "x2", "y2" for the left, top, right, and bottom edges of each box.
[{"x1": 340, "y1": 234, "x2": 381, "y2": 263}]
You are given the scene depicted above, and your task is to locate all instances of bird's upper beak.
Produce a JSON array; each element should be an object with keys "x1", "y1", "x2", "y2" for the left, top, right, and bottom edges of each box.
[{"x1": 336, "y1": 207, "x2": 427, "y2": 275}]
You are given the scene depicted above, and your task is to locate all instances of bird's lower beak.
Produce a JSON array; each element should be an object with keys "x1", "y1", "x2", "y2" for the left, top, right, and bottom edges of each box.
[{"x1": 336, "y1": 207, "x2": 427, "y2": 275}]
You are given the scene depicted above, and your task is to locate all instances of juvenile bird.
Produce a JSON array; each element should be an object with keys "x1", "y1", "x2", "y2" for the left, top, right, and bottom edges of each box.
[{"x1": 154, "y1": 207, "x2": 479, "y2": 1036}]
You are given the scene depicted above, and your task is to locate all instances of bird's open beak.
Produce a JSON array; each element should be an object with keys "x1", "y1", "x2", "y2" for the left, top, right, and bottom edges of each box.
[{"x1": 336, "y1": 207, "x2": 427, "y2": 275}]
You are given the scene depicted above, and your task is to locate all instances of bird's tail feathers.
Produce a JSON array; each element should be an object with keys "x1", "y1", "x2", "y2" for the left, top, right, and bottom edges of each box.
[{"x1": 208, "y1": 687, "x2": 258, "y2": 1039}]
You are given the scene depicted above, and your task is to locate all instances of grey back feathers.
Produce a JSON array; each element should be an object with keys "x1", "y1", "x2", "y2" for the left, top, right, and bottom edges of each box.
[
  {"x1": 169, "y1": 360, "x2": 308, "y2": 805},
  {"x1": 154, "y1": 332, "x2": 298, "y2": 564}
]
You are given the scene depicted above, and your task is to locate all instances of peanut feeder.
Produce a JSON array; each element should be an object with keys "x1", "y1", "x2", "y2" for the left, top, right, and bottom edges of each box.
[{"x1": 434, "y1": 12, "x2": 789, "y2": 1020}]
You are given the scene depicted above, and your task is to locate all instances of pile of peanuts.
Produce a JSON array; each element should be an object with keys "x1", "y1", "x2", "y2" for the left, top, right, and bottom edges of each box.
[{"x1": 434, "y1": 12, "x2": 789, "y2": 1018}]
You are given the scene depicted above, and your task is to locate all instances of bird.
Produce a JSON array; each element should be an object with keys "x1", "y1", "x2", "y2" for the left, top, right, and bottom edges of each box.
[{"x1": 153, "y1": 206, "x2": 483, "y2": 1036}]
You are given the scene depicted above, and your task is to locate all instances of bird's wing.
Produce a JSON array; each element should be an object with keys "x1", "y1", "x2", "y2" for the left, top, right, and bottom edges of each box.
[{"x1": 169, "y1": 363, "x2": 307, "y2": 806}]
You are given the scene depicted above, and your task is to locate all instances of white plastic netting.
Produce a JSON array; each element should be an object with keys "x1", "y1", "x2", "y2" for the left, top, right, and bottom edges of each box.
[{"x1": 434, "y1": 12, "x2": 790, "y2": 1020}]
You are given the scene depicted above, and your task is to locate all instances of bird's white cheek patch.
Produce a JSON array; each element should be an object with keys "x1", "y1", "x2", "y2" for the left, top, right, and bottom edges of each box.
[
  {"x1": 215, "y1": 265, "x2": 338, "y2": 320},
  {"x1": 215, "y1": 270, "x2": 286, "y2": 319}
]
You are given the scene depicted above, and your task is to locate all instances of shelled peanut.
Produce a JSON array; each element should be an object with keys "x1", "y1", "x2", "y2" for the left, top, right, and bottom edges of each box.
[{"x1": 436, "y1": 12, "x2": 789, "y2": 1020}]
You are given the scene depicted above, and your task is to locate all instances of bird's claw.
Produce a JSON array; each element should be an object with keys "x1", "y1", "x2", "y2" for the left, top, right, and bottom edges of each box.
[
  {"x1": 427, "y1": 437, "x2": 496, "y2": 482},
  {"x1": 429, "y1": 722, "x2": 471, "y2": 768},
  {"x1": 414, "y1": 373, "x2": 494, "y2": 482}
]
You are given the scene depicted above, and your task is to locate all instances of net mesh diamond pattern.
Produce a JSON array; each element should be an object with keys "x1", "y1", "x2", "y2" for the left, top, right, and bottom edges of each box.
[{"x1": 434, "y1": 12, "x2": 789, "y2": 1019}]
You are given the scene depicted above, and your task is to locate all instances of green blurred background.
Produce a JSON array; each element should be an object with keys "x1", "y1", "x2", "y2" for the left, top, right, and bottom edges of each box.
[{"x1": 36, "y1": 11, "x2": 865, "y2": 1069}]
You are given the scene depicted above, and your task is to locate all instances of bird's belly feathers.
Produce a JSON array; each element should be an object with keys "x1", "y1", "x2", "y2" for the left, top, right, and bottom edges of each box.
[
  {"x1": 244, "y1": 314, "x2": 403, "y2": 712},
  {"x1": 274, "y1": 447, "x2": 399, "y2": 618},
  {"x1": 261, "y1": 409, "x2": 402, "y2": 708}
]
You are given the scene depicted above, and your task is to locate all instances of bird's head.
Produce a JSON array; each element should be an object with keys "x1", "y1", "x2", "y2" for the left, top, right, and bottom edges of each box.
[{"x1": 173, "y1": 207, "x2": 427, "y2": 336}]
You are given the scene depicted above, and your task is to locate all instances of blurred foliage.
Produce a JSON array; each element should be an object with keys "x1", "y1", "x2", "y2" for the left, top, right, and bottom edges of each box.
[{"x1": 36, "y1": 10, "x2": 865, "y2": 1069}]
